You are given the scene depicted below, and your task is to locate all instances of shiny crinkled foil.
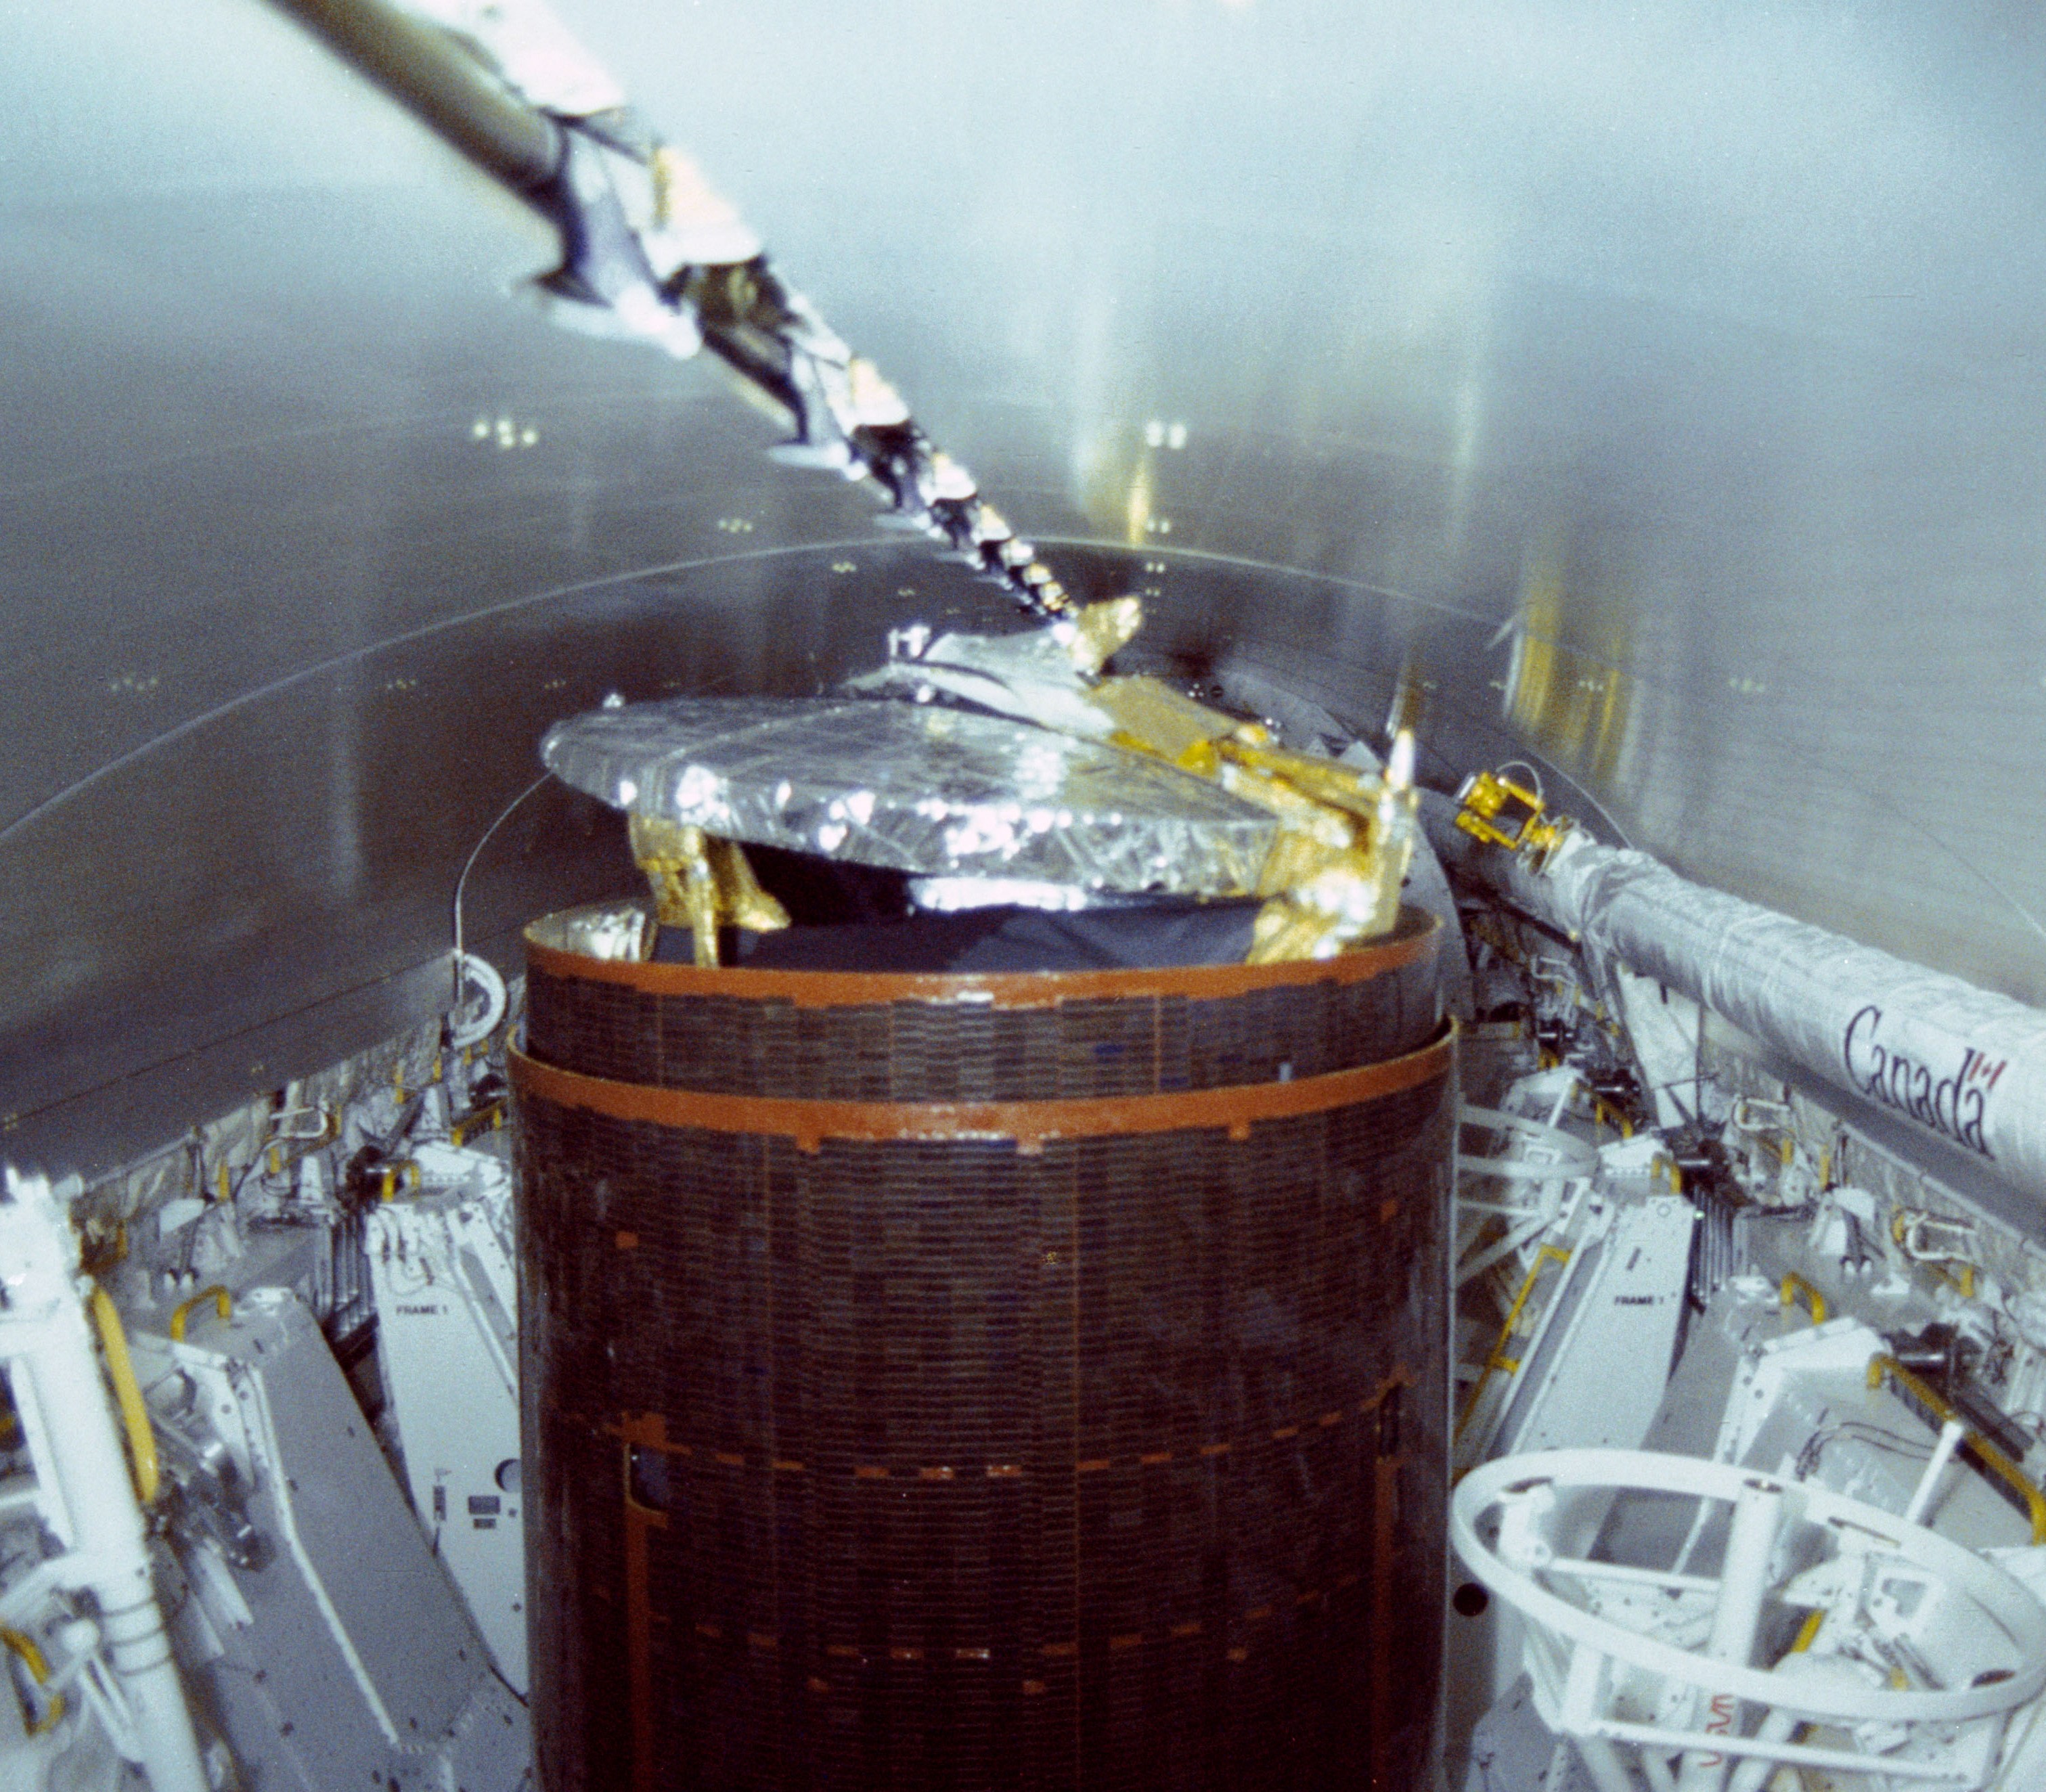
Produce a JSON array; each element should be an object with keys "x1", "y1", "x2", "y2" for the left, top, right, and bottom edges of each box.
[
  {"x1": 541, "y1": 696, "x2": 1280, "y2": 894},
  {"x1": 527, "y1": 899, "x2": 654, "y2": 962}
]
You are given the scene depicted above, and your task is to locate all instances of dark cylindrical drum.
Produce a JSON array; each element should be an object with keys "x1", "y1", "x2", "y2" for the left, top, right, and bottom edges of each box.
[{"x1": 512, "y1": 903, "x2": 1455, "y2": 1792}]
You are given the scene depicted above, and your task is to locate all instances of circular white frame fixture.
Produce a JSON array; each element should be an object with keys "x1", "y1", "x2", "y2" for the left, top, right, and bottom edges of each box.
[
  {"x1": 447, "y1": 951, "x2": 508, "y2": 1050},
  {"x1": 1452, "y1": 1448, "x2": 2046, "y2": 1789}
]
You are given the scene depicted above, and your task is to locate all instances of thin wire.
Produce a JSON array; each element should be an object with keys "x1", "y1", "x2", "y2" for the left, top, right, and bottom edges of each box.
[
  {"x1": 451, "y1": 774, "x2": 554, "y2": 1004},
  {"x1": 1795, "y1": 1422, "x2": 1936, "y2": 1480},
  {"x1": 0, "y1": 540, "x2": 861, "y2": 848}
]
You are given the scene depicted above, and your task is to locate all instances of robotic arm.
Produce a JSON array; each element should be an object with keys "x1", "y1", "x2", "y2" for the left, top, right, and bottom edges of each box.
[{"x1": 270, "y1": 0, "x2": 1076, "y2": 617}]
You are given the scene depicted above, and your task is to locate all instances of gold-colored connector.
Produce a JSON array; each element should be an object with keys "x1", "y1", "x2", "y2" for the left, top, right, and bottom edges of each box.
[
  {"x1": 629, "y1": 816, "x2": 790, "y2": 968},
  {"x1": 1453, "y1": 768, "x2": 1574, "y2": 863}
]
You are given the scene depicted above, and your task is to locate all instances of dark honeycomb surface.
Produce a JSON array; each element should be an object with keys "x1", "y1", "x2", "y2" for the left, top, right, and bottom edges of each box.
[
  {"x1": 518, "y1": 954, "x2": 1451, "y2": 1792},
  {"x1": 523, "y1": 950, "x2": 1439, "y2": 1102}
]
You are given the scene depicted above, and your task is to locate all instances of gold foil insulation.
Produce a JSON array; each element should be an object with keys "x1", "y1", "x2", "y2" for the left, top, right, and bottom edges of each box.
[
  {"x1": 859, "y1": 600, "x2": 1421, "y2": 960},
  {"x1": 1159, "y1": 728, "x2": 1417, "y2": 963},
  {"x1": 1067, "y1": 595, "x2": 1144, "y2": 676},
  {"x1": 628, "y1": 815, "x2": 788, "y2": 967}
]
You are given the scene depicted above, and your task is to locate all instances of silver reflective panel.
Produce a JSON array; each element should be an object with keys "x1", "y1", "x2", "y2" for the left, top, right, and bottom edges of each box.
[{"x1": 541, "y1": 696, "x2": 1278, "y2": 892}]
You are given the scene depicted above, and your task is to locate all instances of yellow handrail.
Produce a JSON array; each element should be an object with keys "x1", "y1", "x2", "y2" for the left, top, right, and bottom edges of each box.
[
  {"x1": 169, "y1": 1285, "x2": 232, "y2": 1343},
  {"x1": 1455, "y1": 1245, "x2": 1572, "y2": 1441},
  {"x1": 1593, "y1": 1099, "x2": 1634, "y2": 1140},
  {"x1": 1779, "y1": 1273, "x2": 1827, "y2": 1326},
  {"x1": 1867, "y1": 1354, "x2": 2046, "y2": 1546},
  {"x1": 87, "y1": 1285, "x2": 158, "y2": 1506}
]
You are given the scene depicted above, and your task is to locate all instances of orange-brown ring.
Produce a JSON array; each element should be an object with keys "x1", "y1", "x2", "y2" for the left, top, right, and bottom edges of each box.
[
  {"x1": 510, "y1": 1023, "x2": 1455, "y2": 1154},
  {"x1": 524, "y1": 905, "x2": 1440, "y2": 1010}
]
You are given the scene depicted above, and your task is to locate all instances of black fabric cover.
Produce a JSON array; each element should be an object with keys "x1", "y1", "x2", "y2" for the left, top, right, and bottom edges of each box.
[{"x1": 649, "y1": 898, "x2": 1262, "y2": 973}]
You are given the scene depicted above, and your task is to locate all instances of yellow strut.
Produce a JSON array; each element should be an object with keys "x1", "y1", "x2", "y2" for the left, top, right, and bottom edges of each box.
[{"x1": 87, "y1": 1284, "x2": 158, "y2": 1506}]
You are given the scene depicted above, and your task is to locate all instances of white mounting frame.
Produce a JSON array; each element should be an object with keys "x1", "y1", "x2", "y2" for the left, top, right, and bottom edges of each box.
[{"x1": 1452, "y1": 1448, "x2": 2046, "y2": 1791}]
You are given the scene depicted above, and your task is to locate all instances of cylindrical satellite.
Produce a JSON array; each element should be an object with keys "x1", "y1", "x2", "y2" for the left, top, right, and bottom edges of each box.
[{"x1": 512, "y1": 901, "x2": 1454, "y2": 1791}]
